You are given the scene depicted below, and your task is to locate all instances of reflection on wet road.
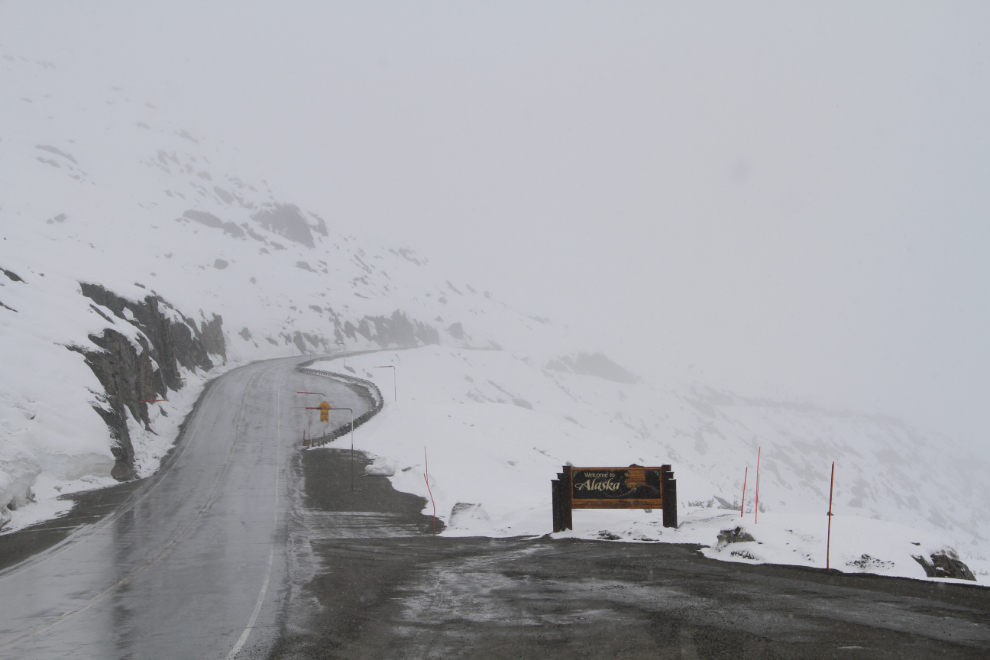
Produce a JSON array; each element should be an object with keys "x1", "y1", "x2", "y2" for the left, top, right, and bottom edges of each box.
[{"x1": 0, "y1": 356, "x2": 369, "y2": 659}]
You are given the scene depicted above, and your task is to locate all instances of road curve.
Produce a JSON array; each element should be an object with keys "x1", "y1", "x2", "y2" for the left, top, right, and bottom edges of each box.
[{"x1": 0, "y1": 355, "x2": 371, "y2": 659}]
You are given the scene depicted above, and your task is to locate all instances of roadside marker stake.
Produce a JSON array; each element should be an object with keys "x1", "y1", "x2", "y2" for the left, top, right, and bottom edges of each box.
[
  {"x1": 424, "y1": 447, "x2": 436, "y2": 534},
  {"x1": 375, "y1": 366, "x2": 396, "y2": 402},
  {"x1": 740, "y1": 466, "x2": 748, "y2": 518},
  {"x1": 753, "y1": 447, "x2": 763, "y2": 525},
  {"x1": 827, "y1": 461, "x2": 835, "y2": 570}
]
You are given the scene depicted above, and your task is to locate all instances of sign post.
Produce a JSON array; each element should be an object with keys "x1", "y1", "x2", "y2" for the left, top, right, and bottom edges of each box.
[
  {"x1": 306, "y1": 404, "x2": 356, "y2": 487},
  {"x1": 552, "y1": 465, "x2": 677, "y2": 532}
]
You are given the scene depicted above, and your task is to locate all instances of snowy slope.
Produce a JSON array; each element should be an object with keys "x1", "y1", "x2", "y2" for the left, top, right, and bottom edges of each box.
[
  {"x1": 2, "y1": 44, "x2": 988, "y2": 587},
  {"x1": 0, "y1": 47, "x2": 560, "y2": 530},
  {"x1": 316, "y1": 347, "x2": 990, "y2": 584}
]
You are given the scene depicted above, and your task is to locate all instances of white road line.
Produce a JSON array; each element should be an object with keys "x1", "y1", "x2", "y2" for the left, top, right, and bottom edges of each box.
[
  {"x1": 226, "y1": 546, "x2": 275, "y2": 660},
  {"x1": 226, "y1": 373, "x2": 283, "y2": 659}
]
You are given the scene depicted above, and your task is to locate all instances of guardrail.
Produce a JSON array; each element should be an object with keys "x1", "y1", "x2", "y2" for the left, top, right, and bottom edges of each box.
[{"x1": 295, "y1": 362, "x2": 384, "y2": 448}]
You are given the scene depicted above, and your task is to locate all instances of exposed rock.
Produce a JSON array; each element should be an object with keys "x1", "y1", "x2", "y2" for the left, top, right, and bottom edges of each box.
[
  {"x1": 912, "y1": 550, "x2": 976, "y2": 581},
  {"x1": 730, "y1": 549, "x2": 757, "y2": 560},
  {"x1": 847, "y1": 554, "x2": 895, "y2": 571},
  {"x1": 251, "y1": 203, "x2": 314, "y2": 248},
  {"x1": 198, "y1": 313, "x2": 226, "y2": 362},
  {"x1": 394, "y1": 248, "x2": 422, "y2": 265},
  {"x1": 71, "y1": 284, "x2": 225, "y2": 480},
  {"x1": 545, "y1": 352, "x2": 640, "y2": 384},
  {"x1": 717, "y1": 526, "x2": 756, "y2": 547},
  {"x1": 77, "y1": 329, "x2": 154, "y2": 480},
  {"x1": 307, "y1": 212, "x2": 329, "y2": 236},
  {"x1": 35, "y1": 144, "x2": 77, "y2": 164},
  {"x1": 342, "y1": 310, "x2": 439, "y2": 348},
  {"x1": 2, "y1": 268, "x2": 23, "y2": 282},
  {"x1": 182, "y1": 210, "x2": 245, "y2": 238}
]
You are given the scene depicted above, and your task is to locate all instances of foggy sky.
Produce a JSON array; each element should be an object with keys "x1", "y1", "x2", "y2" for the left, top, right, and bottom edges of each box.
[{"x1": 4, "y1": 1, "x2": 989, "y2": 452}]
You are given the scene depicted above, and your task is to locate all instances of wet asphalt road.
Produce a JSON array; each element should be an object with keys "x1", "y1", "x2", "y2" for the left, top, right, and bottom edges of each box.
[
  {"x1": 272, "y1": 449, "x2": 990, "y2": 659},
  {"x1": 3, "y1": 355, "x2": 990, "y2": 659},
  {"x1": 0, "y1": 355, "x2": 370, "y2": 659}
]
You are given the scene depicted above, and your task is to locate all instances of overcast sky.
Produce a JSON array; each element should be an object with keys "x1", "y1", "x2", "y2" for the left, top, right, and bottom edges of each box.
[{"x1": 5, "y1": 1, "x2": 989, "y2": 450}]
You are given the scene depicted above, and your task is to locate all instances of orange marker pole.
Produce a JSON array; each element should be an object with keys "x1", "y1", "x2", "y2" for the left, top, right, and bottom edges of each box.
[
  {"x1": 753, "y1": 447, "x2": 763, "y2": 525},
  {"x1": 740, "y1": 466, "x2": 748, "y2": 518}
]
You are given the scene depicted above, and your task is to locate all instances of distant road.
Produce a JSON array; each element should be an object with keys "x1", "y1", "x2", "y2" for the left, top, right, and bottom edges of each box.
[{"x1": 0, "y1": 354, "x2": 371, "y2": 659}]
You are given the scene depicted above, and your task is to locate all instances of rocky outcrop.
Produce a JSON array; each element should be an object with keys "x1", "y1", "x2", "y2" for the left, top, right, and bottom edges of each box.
[
  {"x1": 70, "y1": 284, "x2": 225, "y2": 480},
  {"x1": 546, "y1": 352, "x2": 640, "y2": 384},
  {"x1": 342, "y1": 310, "x2": 440, "y2": 348},
  {"x1": 261, "y1": 309, "x2": 440, "y2": 356},
  {"x1": 912, "y1": 550, "x2": 976, "y2": 581},
  {"x1": 251, "y1": 203, "x2": 322, "y2": 248},
  {"x1": 716, "y1": 526, "x2": 756, "y2": 547}
]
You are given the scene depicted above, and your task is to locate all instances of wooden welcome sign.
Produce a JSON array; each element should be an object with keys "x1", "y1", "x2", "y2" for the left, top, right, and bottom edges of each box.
[{"x1": 551, "y1": 465, "x2": 677, "y2": 532}]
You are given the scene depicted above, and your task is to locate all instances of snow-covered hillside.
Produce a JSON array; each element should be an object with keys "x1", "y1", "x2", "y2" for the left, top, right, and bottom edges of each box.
[
  {"x1": 2, "y1": 42, "x2": 988, "y2": 585},
  {"x1": 0, "y1": 46, "x2": 559, "y2": 530},
  {"x1": 318, "y1": 347, "x2": 990, "y2": 583}
]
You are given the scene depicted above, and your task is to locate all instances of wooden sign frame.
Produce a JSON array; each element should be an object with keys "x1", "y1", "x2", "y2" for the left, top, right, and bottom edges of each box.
[{"x1": 552, "y1": 464, "x2": 677, "y2": 532}]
